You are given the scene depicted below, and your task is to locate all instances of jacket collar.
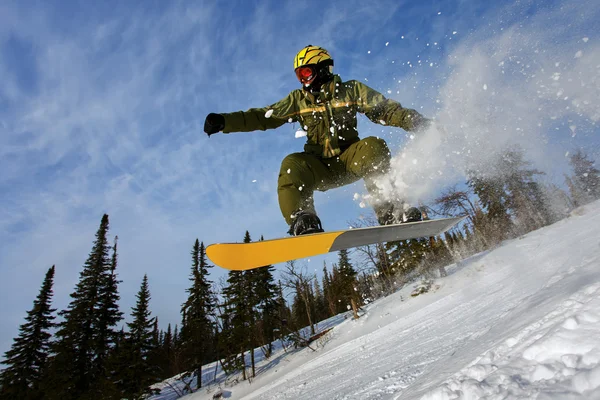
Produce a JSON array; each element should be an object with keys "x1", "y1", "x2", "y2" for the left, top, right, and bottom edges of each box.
[{"x1": 302, "y1": 75, "x2": 342, "y2": 104}]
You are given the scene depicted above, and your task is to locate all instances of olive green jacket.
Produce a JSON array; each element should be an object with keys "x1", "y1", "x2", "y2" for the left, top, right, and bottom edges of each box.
[{"x1": 221, "y1": 75, "x2": 427, "y2": 158}]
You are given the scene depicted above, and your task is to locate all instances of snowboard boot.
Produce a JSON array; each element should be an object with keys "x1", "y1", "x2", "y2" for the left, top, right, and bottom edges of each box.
[
  {"x1": 377, "y1": 204, "x2": 423, "y2": 225},
  {"x1": 403, "y1": 207, "x2": 424, "y2": 223},
  {"x1": 288, "y1": 210, "x2": 325, "y2": 236},
  {"x1": 376, "y1": 203, "x2": 399, "y2": 226}
]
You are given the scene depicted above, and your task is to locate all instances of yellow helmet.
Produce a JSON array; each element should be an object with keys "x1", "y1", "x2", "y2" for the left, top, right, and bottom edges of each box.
[
  {"x1": 294, "y1": 45, "x2": 333, "y2": 69},
  {"x1": 293, "y1": 45, "x2": 334, "y2": 86}
]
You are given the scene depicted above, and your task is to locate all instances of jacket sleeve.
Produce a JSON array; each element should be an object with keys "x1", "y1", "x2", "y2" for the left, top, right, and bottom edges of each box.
[
  {"x1": 353, "y1": 81, "x2": 429, "y2": 132},
  {"x1": 221, "y1": 92, "x2": 299, "y2": 133}
]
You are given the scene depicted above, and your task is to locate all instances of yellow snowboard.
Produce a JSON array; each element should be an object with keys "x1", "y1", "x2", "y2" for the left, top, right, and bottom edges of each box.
[{"x1": 206, "y1": 216, "x2": 465, "y2": 271}]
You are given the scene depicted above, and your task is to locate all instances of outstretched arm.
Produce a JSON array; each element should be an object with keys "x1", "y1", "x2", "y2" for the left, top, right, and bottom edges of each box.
[
  {"x1": 204, "y1": 92, "x2": 299, "y2": 136},
  {"x1": 353, "y1": 81, "x2": 430, "y2": 132}
]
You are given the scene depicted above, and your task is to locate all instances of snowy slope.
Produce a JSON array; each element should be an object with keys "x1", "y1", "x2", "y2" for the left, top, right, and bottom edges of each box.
[{"x1": 160, "y1": 200, "x2": 600, "y2": 400}]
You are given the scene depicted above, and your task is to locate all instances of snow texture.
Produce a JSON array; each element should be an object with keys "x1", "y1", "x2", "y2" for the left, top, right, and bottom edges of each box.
[{"x1": 151, "y1": 201, "x2": 600, "y2": 399}]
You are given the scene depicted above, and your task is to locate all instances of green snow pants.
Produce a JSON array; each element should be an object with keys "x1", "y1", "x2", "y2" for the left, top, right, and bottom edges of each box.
[{"x1": 278, "y1": 136, "x2": 391, "y2": 225}]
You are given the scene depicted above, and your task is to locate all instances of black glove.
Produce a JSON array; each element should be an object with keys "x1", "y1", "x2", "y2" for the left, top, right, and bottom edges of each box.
[{"x1": 204, "y1": 113, "x2": 225, "y2": 136}]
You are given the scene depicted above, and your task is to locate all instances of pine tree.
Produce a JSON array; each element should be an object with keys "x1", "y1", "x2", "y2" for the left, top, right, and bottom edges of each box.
[
  {"x1": 221, "y1": 261, "x2": 251, "y2": 378},
  {"x1": 252, "y1": 240, "x2": 279, "y2": 358},
  {"x1": 468, "y1": 146, "x2": 552, "y2": 240},
  {"x1": 242, "y1": 232, "x2": 259, "y2": 378},
  {"x1": 145, "y1": 318, "x2": 163, "y2": 381},
  {"x1": 337, "y1": 249, "x2": 358, "y2": 309},
  {"x1": 375, "y1": 242, "x2": 395, "y2": 291},
  {"x1": 498, "y1": 147, "x2": 551, "y2": 233},
  {"x1": 0, "y1": 266, "x2": 56, "y2": 400},
  {"x1": 323, "y1": 250, "x2": 362, "y2": 316},
  {"x1": 45, "y1": 214, "x2": 122, "y2": 400},
  {"x1": 160, "y1": 324, "x2": 175, "y2": 378},
  {"x1": 386, "y1": 236, "x2": 430, "y2": 280},
  {"x1": 119, "y1": 275, "x2": 157, "y2": 399},
  {"x1": 95, "y1": 236, "x2": 123, "y2": 390},
  {"x1": 329, "y1": 265, "x2": 342, "y2": 314},
  {"x1": 436, "y1": 235, "x2": 454, "y2": 267},
  {"x1": 568, "y1": 149, "x2": 600, "y2": 205},
  {"x1": 355, "y1": 272, "x2": 375, "y2": 305},
  {"x1": 275, "y1": 281, "x2": 291, "y2": 333},
  {"x1": 312, "y1": 278, "x2": 328, "y2": 322},
  {"x1": 172, "y1": 322, "x2": 187, "y2": 376},
  {"x1": 291, "y1": 285, "x2": 310, "y2": 328},
  {"x1": 172, "y1": 324, "x2": 180, "y2": 350},
  {"x1": 180, "y1": 240, "x2": 216, "y2": 389},
  {"x1": 101, "y1": 327, "x2": 129, "y2": 400},
  {"x1": 221, "y1": 232, "x2": 278, "y2": 377},
  {"x1": 152, "y1": 318, "x2": 160, "y2": 350},
  {"x1": 467, "y1": 171, "x2": 512, "y2": 244},
  {"x1": 321, "y1": 265, "x2": 336, "y2": 317},
  {"x1": 541, "y1": 182, "x2": 572, "y2": 222}
]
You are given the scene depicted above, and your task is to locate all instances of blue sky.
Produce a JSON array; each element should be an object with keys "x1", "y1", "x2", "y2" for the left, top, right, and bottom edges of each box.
[{"x1": 1, "y1": 0, "x2": 598, "y2": 358}]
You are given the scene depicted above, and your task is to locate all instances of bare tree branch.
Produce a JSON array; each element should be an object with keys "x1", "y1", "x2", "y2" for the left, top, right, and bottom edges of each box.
[{"x1": 281, "y1": 261, "x2": 317, "y2": 335}]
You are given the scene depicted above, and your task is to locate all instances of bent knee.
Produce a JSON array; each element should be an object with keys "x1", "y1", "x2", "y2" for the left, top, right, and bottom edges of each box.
[
  {"x1": 279, "y1": 153, "x2": 312, "y2": 180},
  {"x1": 280, "y1": 153, "x2": 307, "y2": 171},
  {"x1": 278, "y1": 153, "x2": 319, "y2": 188},
  {"x1": 362, "y1": 136, "x2": 389, "y2": 154},
  {"x1": 360, "y1": 137, "x2": 391, "y2": 164}
]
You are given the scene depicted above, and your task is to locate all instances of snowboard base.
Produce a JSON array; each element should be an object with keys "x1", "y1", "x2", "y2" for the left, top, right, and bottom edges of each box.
[{"x1": 207, "y1": 216, "x2": 465, "y2": 271}]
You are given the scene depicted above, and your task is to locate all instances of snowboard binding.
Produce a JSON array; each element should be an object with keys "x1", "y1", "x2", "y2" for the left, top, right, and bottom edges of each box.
[
  {"x1": 377, "y1": 204, "x2": 424, "y2": 225},
  {"x1": 288, "y1": 210, "x2": 325, "y2": 236},
  {"x1": 403, "y1": 207, "x2": 424, "y2": 223}
]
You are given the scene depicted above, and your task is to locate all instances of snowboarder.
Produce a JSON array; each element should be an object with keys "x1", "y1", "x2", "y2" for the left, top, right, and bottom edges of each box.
[{"x1": 204, "y1": 45, "x2": 431, "y2": 236}]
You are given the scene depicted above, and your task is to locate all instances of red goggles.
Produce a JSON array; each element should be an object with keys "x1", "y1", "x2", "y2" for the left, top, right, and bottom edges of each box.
[{"x1": 295, "y1": 65, "x2": 316, "y2": 84}]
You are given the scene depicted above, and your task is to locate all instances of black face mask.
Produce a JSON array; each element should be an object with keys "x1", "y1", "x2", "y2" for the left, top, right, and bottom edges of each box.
[{"x1": 304, "y1": 63, "x2": 334, "y2": 93}]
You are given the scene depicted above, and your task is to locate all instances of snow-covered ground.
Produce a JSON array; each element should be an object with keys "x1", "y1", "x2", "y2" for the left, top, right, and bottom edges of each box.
[{"x1": 154, "y1": 200, "x2": 600, "y2": 400}]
